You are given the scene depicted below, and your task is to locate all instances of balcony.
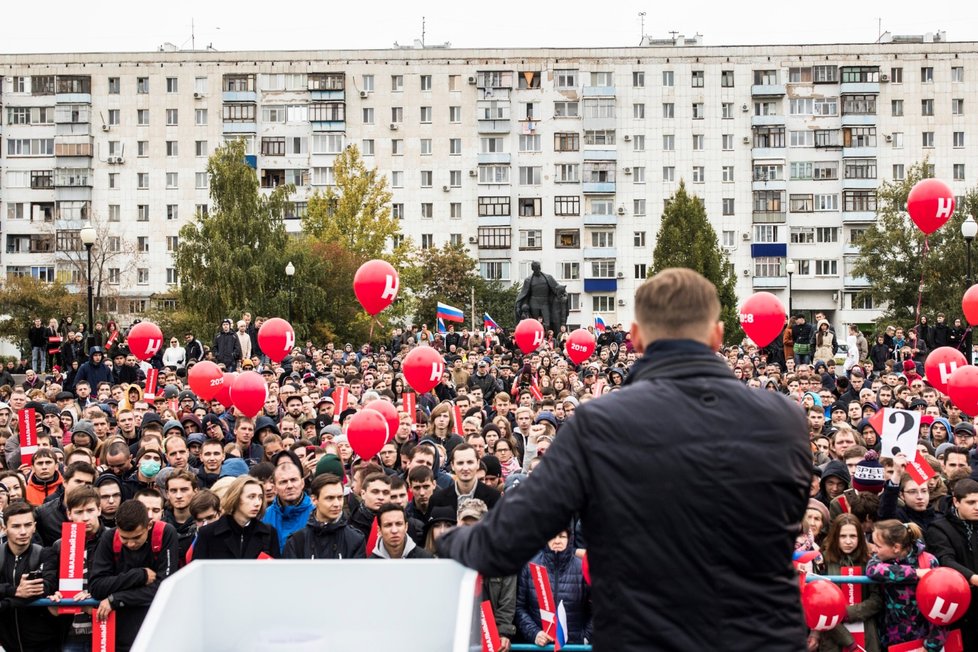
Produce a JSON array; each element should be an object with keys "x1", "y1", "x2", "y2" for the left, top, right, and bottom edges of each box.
[
  {"x1": 582, "y1": 86, "x2": 615, "y2": 97},
  {"x1": 55, "y1": 93, "x2": 91, "y2": 105},
  {"x1": 310, "y1": 120, "x2": 345, "y2": 132},
  {"x1": 582, "y1": 149, "x2": 616, "y2": 161},
  {"x1": 310, "y1": 90, "x2": 344, "y2": 101},
  {"x1": 477, "y1": 152, "x2": 511, "y2": 165},
  {"x1": 751, "y1": 84, "x2": 786, "y2": 96},
  {"x1": 844, "y1": 274, "x2": 870, "y2": 288},
  {"x1": 222, "y1": 122, "x2": 257, "y2": 134},
  {"x1": 842, "y1": 177, "x2": 878, "y2": 190},
  {"x1": 753, "y1": 276, "x2": 788, "y2": 289},
  {"x1": 752, "y1": 179, "x2": 786, "y2": 191},
  {"x1": 583, "y1": 278, "x2": 617, "y2": 293},
  {"x1": 842, "y1": 211, "x2": 876, "y2": 223},
  {"x1": 476, "y1": 215, "x2": 511, "y2": 227},
  {"x1": 223, "y1": 90, "x2": 257, "y2": 103},
  {"x1": 751, "y1": 114, "x2": 785, "y2": 126},
  {"x1": 583, "y1": 182, "x2": 615, "y2": 194},
  {"x1": 583, "y1": 247, "x2": 616, "y2": 258},
  {"x1": 840, "y1": 82, "x2": 880, "y2": 95},
  {"x1": 752, "y1": 210, "x2": 786, "y2": 223},
  {"x1": 841, "y1": 113, "x2": 877, "y2": 126},
  {"x1": 751, "y1": 147, "x2": 786, "y2": 159},
  {"x1": 583, "y1": 214, "x2": 618, "y2": 226},
  {"x1": 842, "y1": 147, "x2": 877, "y2": 158},
  {"x1": 477, "y1": 119, "x2": 511, "y2": 134}
]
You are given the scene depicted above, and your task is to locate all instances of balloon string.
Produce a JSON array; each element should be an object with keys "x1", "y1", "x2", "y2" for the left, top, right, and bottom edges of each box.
[{"x1": 914, "y1": 236, "x2": 929, "y2": 329}]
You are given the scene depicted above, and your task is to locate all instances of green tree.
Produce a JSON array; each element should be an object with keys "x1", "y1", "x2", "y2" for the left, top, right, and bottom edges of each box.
[
  {"x1": 651, "y1": 181, "x2": 742, "y2": 342},
  {"x1": 0, "y1": 279, "x2": 82, "y2": 355},
  {"x1": 852, "y1": 162, "x2": 978, "y2": 326},
  {"x1": 174, "y1": 139, "x2": 294, "y2": 328}
]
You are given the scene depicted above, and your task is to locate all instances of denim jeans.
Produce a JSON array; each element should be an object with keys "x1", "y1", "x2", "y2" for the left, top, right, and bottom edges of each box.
[{"x1": 31, "y1": 346, "x2": 46, "y2": 373}]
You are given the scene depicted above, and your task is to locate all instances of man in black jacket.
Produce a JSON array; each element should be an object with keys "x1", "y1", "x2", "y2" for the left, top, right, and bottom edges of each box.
[
  {"x1": 437, "y1": 268, "x2": 811, "y2": 652},
  {"x1": 36, "y1": 461, "x2": 97, "y2": 546},
  {"x1": 283, "y1": 474, "x2": 365, "y2": 559},
  {"x1": 184, "y1": 332, "x2": 204, "y2": 363},
  {"x1": 89, "y1": 500, "x2": 179, "y2": 652},
  {"x1": 428, "y1": 444, "x2": 501, "y2": 516},
  {"x1": 212, "y1": 320, "x2": 241, "y2": 371}
]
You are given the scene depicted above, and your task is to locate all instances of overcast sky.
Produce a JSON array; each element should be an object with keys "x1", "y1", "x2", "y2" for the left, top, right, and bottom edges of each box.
[{"x1": 4, "y1": 0, "x2": 976, "y2": 53}]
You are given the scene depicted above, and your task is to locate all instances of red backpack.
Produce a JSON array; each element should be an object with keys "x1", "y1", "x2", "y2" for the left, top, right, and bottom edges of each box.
[{"x1": 113, "y1": 521, "x2": 166, "y2": 564}]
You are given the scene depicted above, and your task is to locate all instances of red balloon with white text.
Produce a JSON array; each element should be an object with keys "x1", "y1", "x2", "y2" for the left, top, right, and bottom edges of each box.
[
  {"x1": 127, "y1": 322, "x2": 164, "y2": 361},
  {"x1": 402, "y1": 346, "x2": 445, "y2": 394},
  {"x1": 925, "y1": 347, "x2": 968, "y2": 395},
  {"x1": 907, "y1": 178, "x2": 955, "y2": 235},
  {"x1": 353, "y1": 260, "x2": 399, "y2": 315},
  {"x1": 214, "y1": 372, "x2": 238, "y2": 409},
  {"x1": 917, "y1": 568, "x2": 971, "y2": 625},
  {"x1": 739, "y1": 292, "x2": 786, "y2": 347},
  {"x1": 347, "y1": 410, "x2": 389, "y2": 460},
  {"x1": 963, "y1": 284, "x2": 978, "y2": 326},
  {"x1": 565, "y1": 328, "x2": 596, "y2": 365},
  {"x1": 257, "y1": 318, "x2": 295, "y2": 363},
  {"x1": 802, "y1": 580, "x2": 847, "y2": 631},
  {"x1": 187, "y1": 361, "x2": 224, "y2": 401},
  {"x1": 514, "y1": 319, "x2": 546, "y2": 354},
  {"x1": 948, "y1": 365, "x2": 978, "y2": 417}
]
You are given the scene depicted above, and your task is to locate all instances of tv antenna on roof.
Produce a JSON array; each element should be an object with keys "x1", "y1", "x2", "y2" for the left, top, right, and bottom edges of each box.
[{"x1": 638, "y1": 12, "x2": 646, "y2": 45}]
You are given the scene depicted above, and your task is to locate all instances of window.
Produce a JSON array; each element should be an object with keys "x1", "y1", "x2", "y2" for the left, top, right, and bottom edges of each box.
[
  {"x1": 843, "y1": 190, "x2": 877, "y2": 212},
  {"x1": 108, "y1": 77, "x2": 120, "y2": 94},
  {"x1": 954, "y1": 164, "x2": 966, "y2": 181},
  {"x1": 222, "y1": 104, "x2": 255, "y2": 122},
  {"x1": 921, "y1": 98, "x2": 934, "y2": 116},
  {"x1": 891, "y1": 99, "x2": 904, "y2": 116},
  {"x1": 718, "y1": 134, "x2": 733, "y2": 151},
  {"x1": 519, "y1": 134, "x2": 541, "y2": 152},
  {"x1": 107, "y1": 268, "x2": 120, "y2": 285},
  {"x1": 555, "y1": 164, "x2": 579, "y2": 183},
  {"x1": 790, "y1": 98, "x2": 813, "y2": 115},
  {"x1": 554, "y1": 101, "x2": 579, "y2": 117},
  {"x1": 478, "y1": 197, "x2": 511, "y2": 217},
  {"x1": 842, "y1": 95, "x2": 876, "y2": 115},
  {"x1": 390, "y1": 171, "x2": 403, "y2": 188},
  {"x1": 166, "y1": 205, "x2": 178, "y2": 221},
  {"x1": 555, "y1": 69, "x2": 578, "y2": 89},
  {"x1": 843, "y1": 126, "x2": 877, "y2": 147},
  {"x1": 662, "y1": 134, "x2": 675, "y2": 151},
  {"x1": 890, "y1": 67, "x2": 903, "y2": 83},
  {"x1": 362, "y1": 107, "x2": 374, "y2": 124},
  {"x1": 420, "y1": 203, "x2": 433, "y2": 218},
  {"x1": 518, "y1": 198, "x2": 541, "y2": 217},
  {"x1": 590, "y1": 261, "x2": 616, "y2": 278},
  {"x1": 30, "y1": 170, "x2": 53, "y2": 189},
  {"x1": 195, "y1": 172, "x2": 209, "y2": 189},
  {"x1": 720, "y1": 166, "x2": 734, "y2": 182},
  {"x1": 814, "y1": 97, "x2": 838, "y2": 116},
  {"x1": 892, "y1": 164, "x2": 905, "y2": 181},
  {"x1": 554, "y1": 196, "x2": 580, "y2": 216},
  {"x1": 419, "y1": 171, "x2": 433, "y2": 188},
  {"x1": 391, "y1": 75, "x2": 403, "y2": 91},
  {"x1": 632, "y1": 166, "x2": 646, "y2": 183},
  {"x1": 592, "y1": 295, "x2": 615, "y2": 312},
  {"x1": 953, "y1": 99, "x2": 965, "y2": 115},
  {"x1": 753, "y1": 126, "x2": 785, "y2": 148},
  {"x1": 420, "y1": 139, "x2": 432, "y2": 156},
  {"x1": 754, "y1": 190, "x2": 785, "y2": 213},
  {"x1": 583, "y1": 99, "x2": 615, "y2": 119},
  {"x1": 840, "y1": 66, "x2": 880, "y2": 83},
  {"x1": 754, "y1": 225, "x2": 779, "y2": 242},
  {"x1": 789, "y1": 67, "x2": 813, "y2": 83},
  {"x1": 558, "y1": 261, "x2": 580, "y2": 278},
  {"x1": 815, "y1": 194, "x2": 839, "y2": 211},
  {"x1": 193, "y1": 140, "x2": 208, "y2": 157},
  {"x1": 477, "y1": 226, "x2": 511, "y2": 248},
  {"x1": 480, "y1": 261, "x2": 511, "y2": 281},
  {"x1": 450, "y1": 203, "x2": 462, "y2": 219},
  {"x1": 717, "y1": 197, "x2": 735, "y2": 217},
  {"x1": 391, "y1": 139, "x2": 403, "y2": 155},
  {"x1": 166, "y1": 109, "x2": 178, "y2": 126},
  {"x1": 815, "y1": 260, "x2": 838, "y2": 276},
  {"x1": 519, "y1": 166, "x2": 542, "y2": 186},
  {"x1": 554, "y1": 133, "x2": 580, "y2": 152},
  {"x1": 136, "y1": 173, "x2": 148, "y2": 189},
  {"x1": 721, "y1": 70, "x2": 735, "y2": 87},
  {"x1": 137, "y1": 204, "x2": 150, "y2": 222},
  {"x1": 790, "y1": 194, "x2": 813, "y2": 212},
  {"x1": 921, "y1": 67, "x2": 934, "y2": 83},
  {"x1": 662, "y1": 103, "x2": 674, "y2": 119},
  {"x1": 108, "y1": 172, "x2": 118, "y2": 189},
  {"x1": 954, "y1": 132, "x2": 965, "y2": 148},
  {"x1": 690, "y1": 70, "x2": 705, "y2": 87},
  {"x1": 165, "y1": 172, "x2": 179, "y2": 189},
  {"x1": 163, "y1": 77, "x2": 178, "y2": 93},
  {"x1": 692, "y1": 166, "x2": 705, "y2": 183},
  {"x1": 816, "y1": 227, "x2": 839, "y2": 243},
  {"x1": 420, "y1": 106, "x2": 432, "y2": 123},
  {"x1": 519, "y1": 229, "x2": 542, "y2": 249},
  {"x1": 753, "y1": 70, "x2": 779, "y2": 85},
  {"x1": 449, "y1": 106, "x2": 461, "y2": 123},
  {"x1": 479, "y1": 165, "x2": 510, "y2": 184},
  {"x1": 137, "y1": 77, "x2": 149, "y2": 93},
  {"x1": 844, "y1": 158, "x2": 876, "y2": 179},
  {"x1": 391, "y1": 204, "x2": 404, "y2": 220},
  {"x1": 722, "y1": 230, "x2": 736, "y2": 248},
  {"x1": 137, "y1": 109, "x2": 149, "y2": 125},
  {"x1": 662, "y1": 166, "x2": 675, "y2": 182},
  {"x1": 922, "y1": 131, "x2": 935, "y2": 148},
  {"x1": 195, "y1": 76, "x2": 208, "y2": 94},
  {"x1": 754, "y1": 257, "x2": 783, "y2": 277},
  {"x1": 420, "y1": 234, "x2": 434, "y2": 250},
  {"x1": 790, "y1": 131, "x2": 815, "y2": 147},
  {"x1": 632, "y1": 103, "x2": 645, "y2": 119},
  {"x1": 662, "y1": 70, "x2": 674, "y2": 86},
  {"x1": 633, "y1": 199, "x2": 646, "y2": 215},
  {"x1": 419, "y1": 74, "x2": 432, "y2": 91},
  {"x1": 632, "y1": 71, "x2": 645, "y2": 87},
  {"x1": 261, "y1": 137, "x2": 285, "y2": 156},
  {"x1": 692, "y1": 103, "x2": 705, "y2": 119}
]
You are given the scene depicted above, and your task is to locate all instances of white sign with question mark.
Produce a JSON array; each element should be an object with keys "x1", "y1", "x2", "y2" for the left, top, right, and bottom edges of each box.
[{"x1": 872, "y1": 408, "x2": 923, "y2": 459}]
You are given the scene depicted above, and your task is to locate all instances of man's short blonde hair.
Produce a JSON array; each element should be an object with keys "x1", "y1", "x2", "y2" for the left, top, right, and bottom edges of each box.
[{"x1": 634, "y1": 268, "x2": 721, "y2": 341}]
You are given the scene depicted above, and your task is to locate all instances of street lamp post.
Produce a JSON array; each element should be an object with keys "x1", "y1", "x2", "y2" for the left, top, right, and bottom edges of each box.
[
  {"x1": 963, "y1": 216, "x2": 977, "y2": 288},
  {"x1": 79, "y1": 226, "x2": 97, "y2": 352},
  {"x1": 785, "y1": 259, "x2": 796, "y2": 318},
  {"x1": 285, "y1": 261, "x2": 296, "y2": 323}
]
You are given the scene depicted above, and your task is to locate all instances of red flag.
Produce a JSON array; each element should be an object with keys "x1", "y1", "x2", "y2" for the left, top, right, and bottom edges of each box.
[
  {"x1": 143, "y1": 368, "x2": 159, "y2": 401},
  {"x1": 401, "y1": 392, "x2": 416, "y2": 425},
  {"x1": 889, "y1": 640, "x2": 927, "y2": 652},
  {"x1": 480, "y1": 600, "x2": 502, "y2": 652},
  {"x1": 453, "y1": 404, "x2": 464, "y2": 436},
  {"x1": 58, "y1": 522, "x2": 86, "y2": 615},
  {"x1": 366, "y1": 516, "x2": 379, "y2": 557},
  {"x1": 92, "y1": 611, "x2": 116, "y2": 652},
  {"x1": 332, "y1": 386, "x2": 349, "y2": 423},
  {"x1": 529, "y1": 378, "x2": 543, "y2": 402},
  {"x1": 591, "y1": 379, "x2": 606, "y2": 398},
  {"x1": 106, "y1": 330, "x2": 119, "y2": 348},
  {"x1": 906, "y1": 450, "x2": 937, "y2": 485},
  {"x1": 946, "y1": 629, "x2": 964, "y2": 652},
  {"x1": 18, "y1": 408, "x2": 38, "y2": 466},
  {"x1": 257, "y1": 552, "x2": 273, "y2": 560},
  {"x1": 840, "y1": 566, "x2": 862, "y2": 605},
  {"x1": 47, "y1": 335, "x2": 63, "y2": 356},
  {"x1": 529, "y1": 562, "x2": 557, "y2": 639}
]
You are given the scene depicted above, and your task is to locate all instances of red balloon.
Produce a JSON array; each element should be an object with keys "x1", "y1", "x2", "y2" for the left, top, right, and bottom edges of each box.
[
  {"x1": 213, "y1": 372, "x2": 238, "y2": 409},
  {"x1": 364, "y1": 399, "x2": 399, "y2": 444},
  {"x1": 187, "y1": 361, "x2": 224, "y2": 401},
  {"x1": 565, "y1": 328, "x2": 596, "y2": 365},
  {"x1": 801, "y1": 580, "x2": 847, "y2": 631},
  {"x1": 127, "y1": 321, "x2": 163, "y2": 361},
  {"x1": 257, "y1": 317, "x2": 295, "y2": 364},
  {"x1": 514, "y1": 319, "x2": 545, "y2": 354},
  {"x1": 230, "y1": 371, "x2": 268, "y2": 418},
  {"x1": 925, "y1": 347, "x2": 968, "y2": 395},
  {"x1": 402, "y1": 346, "x2": 444, "y2": 394},
  {"x1": 917, "y1": 567, "x2": 971, "y2": 625},
  {"x1": 347, "y1": 409, "x2": 389, "y2": 460},
  {"x1": 353, "y1": 259, "x2": 399, "y2": 315},
  {"x1": 948, "y1": 365, "x2": 978, "y2": 416},
  {"x1": 908, "y1": 178, "x2": 955, "y2": 235},
  {"x1": 963, "y1": 284, "x2": 978, "y2": 326},
  {"x1": 739, "y1": 292, "x2": 786, "y2": 347}
]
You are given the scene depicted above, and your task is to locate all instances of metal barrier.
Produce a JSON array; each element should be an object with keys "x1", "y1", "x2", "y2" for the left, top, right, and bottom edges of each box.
[
  {"x1": 806, "y1": 574, "x2": 873, "y2": 584},
  {"x1": 511, "y1": 646, "x2": 592, "y2": 651},
  {"x1": 31, "y1": 598, "x2": 100, "y2": 607}
]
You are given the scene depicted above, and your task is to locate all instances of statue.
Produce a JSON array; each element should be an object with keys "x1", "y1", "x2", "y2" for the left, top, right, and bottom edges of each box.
[{"x1": 515, "y1": 261, "x2": 568, "y2": 334}]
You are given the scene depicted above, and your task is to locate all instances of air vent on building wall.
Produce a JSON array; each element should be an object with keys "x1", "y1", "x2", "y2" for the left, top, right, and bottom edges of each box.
[
  {"x1": 359, "y1": 90, "x2": 368, "y2": 98},
  {"x1": 389, "y1": 123, "x2": 398, "y2": 131},
  {"x1": 617, "y1": 299, "x2": 626, "y2": 306},
  {"x1": 467, "y1": 76, "x2": 477, "y2": 85},
  {"x1": 101, "y1": 125, "x2": 110, "y2": 132},
  {"x1": 469, "y1": 169, "x2": 477, "y2": 177},
  {"x1": 617, "y1": 207, "x2": 626, "y2": 215},
  {"x1": 880, "y1": 74, "x2": 890, "y2": 83},
  {"x1": 742, "y1": 232, "x2": 751, "y2": 241},
  {"x1": 741, "y1": 104, "x2": 749, "y2": 112},
  {"x1": 623, "y1": 167, "x2": 632, "y2": 175},
  {"x1": 442, "y1": 185, "x2": 450, "y2": 192},
  {"x1": 884, "y1": 134, "x2": 893, "y2": 142},
  {"x1": 623, "y1": 135, "x2": 631, "y2": 142},
  {"x1": 616, "y1": 272, "x2": 624, "y2": 279},
  {"x1": 742, "y1": 136, "x2": 750, "y2": 144},
  {"x1": 743, "y1": 269, "x2": 752, "y2": 276},
  {"x1": 194, "y1": 92, "x2": 203, "y2": 99},
  {"x1": 468, "y1": 236, "x2": 478, "y2": 244}
]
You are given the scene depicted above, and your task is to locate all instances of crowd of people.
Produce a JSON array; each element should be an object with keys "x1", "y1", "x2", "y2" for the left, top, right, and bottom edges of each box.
[{"x1": 0, "y1": 304, "x2": 977, "y2": 651}]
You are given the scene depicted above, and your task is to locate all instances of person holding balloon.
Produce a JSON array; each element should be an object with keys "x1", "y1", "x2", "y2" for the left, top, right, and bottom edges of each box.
[{"x1": 867, "y1": 519, "x2": 946, "y2": 651}]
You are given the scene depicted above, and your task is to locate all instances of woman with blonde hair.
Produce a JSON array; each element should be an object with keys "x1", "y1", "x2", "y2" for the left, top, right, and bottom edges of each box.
[
  {"x1": 424, "y1": 401, "x2": 464, "y2": 456},
  {"x1": 192, "y1": 475, "x2": 280, "y2": 559}
]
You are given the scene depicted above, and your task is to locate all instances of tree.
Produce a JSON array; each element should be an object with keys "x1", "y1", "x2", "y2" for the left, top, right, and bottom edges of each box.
[
  {"x1": 651, "y1": 181, "x2": 742, "y2": 343},
  {"x1": 0, "y1": 278, "x2": 82, "y2": 356},
  {"x1": 174, "y1": 139, "x2": 294, "y2": 329},
  {"x1": 852, "y1": 162, "x2": 978, "y2": 326}
]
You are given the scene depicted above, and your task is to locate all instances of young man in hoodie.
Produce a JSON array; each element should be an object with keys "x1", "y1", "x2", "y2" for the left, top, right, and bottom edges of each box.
[
  {"x1": 262, "y1": 463, "x2": 313, "y2": 550},
  {"x1": 370, "y1": 503, "x2": 433, "y2": 559},
  {"x1": 282, "y1": 474, "x2": 365, "y2": 559},
  {"x1": 817, "y1": 459, "x2": 851, "y2": 508}
]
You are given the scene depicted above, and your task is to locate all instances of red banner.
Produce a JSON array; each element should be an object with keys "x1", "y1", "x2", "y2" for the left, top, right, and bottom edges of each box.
[
  {"x1": 143, "y1": 368, "x2": 159, "y2": 401},
  {"x1": 18, "y1": 408, "x2": 38, "y2": 466},
  {"x1": 106, "y1": 330, "x2": 119, "y2": 349},
  {"x1": 480, "y1": 600, "x2": 502, "y2": 652},
  {"x1": 58, "y1": 522, "x2": 86, "y2": 615},
  {"x1": 332, "y1": 386, "x2": 349, "y2": 423},
  {"x1": 529, "y1": 562, "x2": 556, "y2": 639},
  {"x1": 453, "y1": 405, "x2": 464, "y2": 436},
  {"x1": 92, "y1": 611, "x2": 116, "y2": 652},
  {"x1": 401, "y1": 392, "x2": 416, "y2": 425},
  {"x1": 591, "y1": 379, "x2": 606, "y2": 398},
  {"x1": 840, "y1": 567, "x2": 864, "y2": 647},
  {"x1": 907, "y1": 450, "x2": 937, "y2": 486}
]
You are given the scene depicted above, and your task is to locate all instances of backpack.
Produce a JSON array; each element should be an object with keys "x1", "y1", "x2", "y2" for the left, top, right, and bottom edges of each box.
[{"x1": 113, "y1": 521, "x2": 166, "y2": 565}]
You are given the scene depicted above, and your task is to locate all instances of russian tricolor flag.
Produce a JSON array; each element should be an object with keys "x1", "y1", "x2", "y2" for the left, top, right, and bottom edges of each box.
[
  {"x1": 555, "y1": 600, "x2": 568, "y2": 651},
  {"x1": 483, "y1": 313, "x2": 500, "y2": 331},
  {"x1": 594, "y1": 315, "x2": 607, "y2": 333},
  {"x1": 436, "y1": 302, "x2": 465, "y2": 323},
  {"x1": 437, "y1": 318, "x2": 447, "y2": 334}
]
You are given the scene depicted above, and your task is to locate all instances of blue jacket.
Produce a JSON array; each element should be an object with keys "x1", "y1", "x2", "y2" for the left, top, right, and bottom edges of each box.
[
  {"x1": 263, "y1": 494, "x2": 314, "y2": 549},
  {"x1": 516, "y1": 546, "x2": 592, "y2": 644},
  {"x1": 74, "y1": 358, "x2": 113, "y2": 390}
]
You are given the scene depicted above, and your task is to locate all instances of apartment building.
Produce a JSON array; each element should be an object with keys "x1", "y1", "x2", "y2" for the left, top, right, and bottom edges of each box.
[{"x1": 1, "y1": 33, "x2": 975, "y2": 330}]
